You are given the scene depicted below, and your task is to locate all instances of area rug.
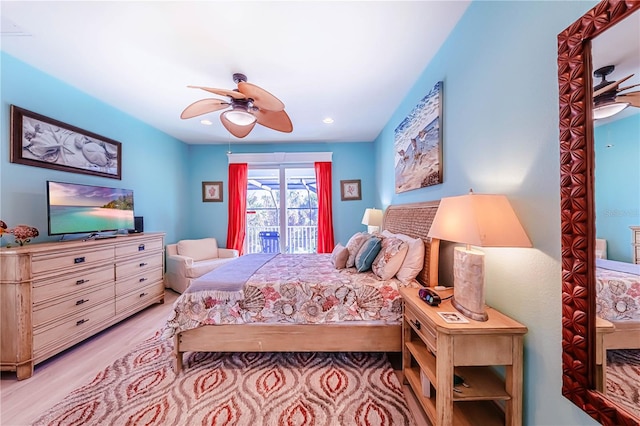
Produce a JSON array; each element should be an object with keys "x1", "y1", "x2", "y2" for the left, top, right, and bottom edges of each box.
[
  {"x1": 33, "y1": 331, "x2": 415, "y2": 426},
  {"x1": 607, "y1": 349, "x2": 640, "y2": 418}
]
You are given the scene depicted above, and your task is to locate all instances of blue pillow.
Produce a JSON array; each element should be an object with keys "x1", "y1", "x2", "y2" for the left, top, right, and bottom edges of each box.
[{"x1": 355, "y1": 237, "x2": 382, "y2": 272}]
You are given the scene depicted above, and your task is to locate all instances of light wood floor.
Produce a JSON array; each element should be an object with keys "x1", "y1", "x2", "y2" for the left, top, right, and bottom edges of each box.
[{"x1": 0, "y1": 289, "x2": 429, "y2": 426}]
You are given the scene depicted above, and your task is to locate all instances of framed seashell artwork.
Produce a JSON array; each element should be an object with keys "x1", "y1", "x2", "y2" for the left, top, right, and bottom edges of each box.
[{"x1": 10, "y1": 105, "x2": 122, "y2": 179}]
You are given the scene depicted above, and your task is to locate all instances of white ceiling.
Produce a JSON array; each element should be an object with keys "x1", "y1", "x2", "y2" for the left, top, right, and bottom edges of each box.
[{"x1": 1, "y1": 1, "x2": 471, "y2": 145}]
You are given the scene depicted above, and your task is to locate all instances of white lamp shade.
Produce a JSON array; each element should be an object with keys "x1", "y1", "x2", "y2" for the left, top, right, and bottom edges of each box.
[
  {"x1": 427, "y1": 192, "x2": 532, "y2": 248},
  {"x1": 361, "y1": 208, "x2": 383, "y2": 226}
]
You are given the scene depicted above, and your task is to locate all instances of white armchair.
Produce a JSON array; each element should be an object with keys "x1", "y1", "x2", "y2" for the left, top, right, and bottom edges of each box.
[{"x1": 165, "y1": 237, "x2": 239, "y2": 293}]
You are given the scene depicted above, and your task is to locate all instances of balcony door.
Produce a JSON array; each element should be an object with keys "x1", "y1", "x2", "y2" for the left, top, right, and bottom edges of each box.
[{"x1": 246, "y1": 166, "x2": 318, "y2": 254}]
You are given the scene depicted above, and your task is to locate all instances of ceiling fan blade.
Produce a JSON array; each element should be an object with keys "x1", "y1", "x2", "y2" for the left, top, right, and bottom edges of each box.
[
  {"x1": 617, "y1": 91, "x2": 640, "y2": 108},
  {"x1": 593, "y1": 74, "x2": 634, "y2": 97},
  {"x1": 188, "y1": 85, "x2": 246, "y2": 100},
  {"x1": 180, "y1": 99, "x2": 229, "y2": 119},
  {"x1": 237, "y1": 81, "x2": 285, "y2": 111},
  {"x1": 220, "y1": 113, "x2": 256, "y2": 138},
  {"x1": 254, "y1": 109, "x2": 293, "y2": 133},
  {"x1": 618, "y1": 83, "x2": 640, "y2": 93}
]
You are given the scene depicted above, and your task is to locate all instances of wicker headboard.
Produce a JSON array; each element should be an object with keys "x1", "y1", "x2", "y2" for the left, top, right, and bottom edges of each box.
[{"x1": 382, "y1": 200, "x2": 440, "y2": 287}]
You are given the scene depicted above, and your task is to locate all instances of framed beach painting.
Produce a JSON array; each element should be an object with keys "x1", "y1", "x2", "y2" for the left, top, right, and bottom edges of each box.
[
  {"x1": 394, "y1": 81, "x2": 443, "y2": 193},
  {"x1": 10, "y1": 105, "x2": 122, "y2": 179}
]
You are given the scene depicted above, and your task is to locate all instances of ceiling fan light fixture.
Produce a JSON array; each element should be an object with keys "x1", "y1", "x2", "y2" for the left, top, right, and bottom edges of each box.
[
  {"x1": 593, "y1": 102, "x2": 629, "y2": 120},
  {"x1": 223, "y1": 108, "x2": 257, "y2": 126}
]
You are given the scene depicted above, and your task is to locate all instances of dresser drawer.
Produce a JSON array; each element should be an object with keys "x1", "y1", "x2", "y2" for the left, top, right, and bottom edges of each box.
[
  {"x1": 33, "y1": 283, "x2": 115, "y2": 328},
  {"x1": 115, "y1": 238, "x2": 163, "y2": 258},
  {"x1": 32, "y1": 265, "x2": 113, "y2": 304},
  {"x1": 32, "y1": 246, "x2": 114, "y2": 276},
  {"x1": 116, "y1": 281, "x2": 164, "y2": 315},
  {"x1": 116, "y1": 254, "x2": 163, "y2": 279},
  {"x1": 115, "y1": 268, "x2": 163, "y2": 296},
  {"x1": 405, "y1": 304, "x2": 437, "y2": 354},
  {"x1": 33, "y1": 303, "x2": 114, "y2": 354}
]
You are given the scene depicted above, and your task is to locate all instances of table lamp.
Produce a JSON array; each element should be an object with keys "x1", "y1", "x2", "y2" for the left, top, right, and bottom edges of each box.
[
  {"x1": 361, "y1": 208, "x2": 383, "y2": 233},
  {"x1": 427, "y1": 190, "x2": 532, "y2": 321}
]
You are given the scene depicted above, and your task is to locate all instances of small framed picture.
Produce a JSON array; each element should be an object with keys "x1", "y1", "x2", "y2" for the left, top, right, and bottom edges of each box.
[
  {"x1": 437, "y1": 312, "x2": 469, "y2": 324},
  {"x1": 202, "y1": 181, "x2": 223, "y2": 202},
  {"x1": 340, "y1": 179, "x2": 361, "y2": 201}
]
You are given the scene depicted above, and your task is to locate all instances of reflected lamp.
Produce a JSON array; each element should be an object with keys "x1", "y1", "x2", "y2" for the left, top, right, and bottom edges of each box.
[
  {"x1": 427, "y1": 190, "x2": 532, "y2": 321},
  {"x1": 361, "y1": 208, "x2": 383, "y2": 233}
]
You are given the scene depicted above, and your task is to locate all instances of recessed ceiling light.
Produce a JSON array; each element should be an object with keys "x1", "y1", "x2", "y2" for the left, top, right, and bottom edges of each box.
[
  {"x1": 323, "y1": 117, "x2": 334, "y2": 124},
  {"x1": 200, "y1": 119, "x2": 213, "y2": 125}
]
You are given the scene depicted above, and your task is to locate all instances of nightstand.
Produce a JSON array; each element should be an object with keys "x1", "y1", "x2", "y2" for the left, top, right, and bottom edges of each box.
[{"x1": 400, "y1": 287, "x2": 528, "y2": 426}]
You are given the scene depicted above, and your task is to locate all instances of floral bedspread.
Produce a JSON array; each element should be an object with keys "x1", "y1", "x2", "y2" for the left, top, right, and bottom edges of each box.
[
  {"x1": 163, "y1": 253, "x2": 417, "y2": 338},
  {"x1": 596, "y1": 263, "x2": 640, "y2": 321}
]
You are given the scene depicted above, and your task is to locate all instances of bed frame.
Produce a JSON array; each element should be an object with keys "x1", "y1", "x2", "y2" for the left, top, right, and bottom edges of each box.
[{"x1": 173, "y1": 200, "x2": 441, "y2": 373}]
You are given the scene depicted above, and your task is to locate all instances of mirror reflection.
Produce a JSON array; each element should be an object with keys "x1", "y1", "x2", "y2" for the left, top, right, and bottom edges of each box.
[{"x1": 592, "y1": 9, "x2": 640, "y2": 418}]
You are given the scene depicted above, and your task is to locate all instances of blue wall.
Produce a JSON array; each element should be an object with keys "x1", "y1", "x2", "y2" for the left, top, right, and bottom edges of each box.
[
  {"x1": 373, "y1": 1, "x2": 600, "y2": 425},
  {"x1": 0, "y1": 52, "x2": 189, "y2": 245},
  {"x1": 595, "y1": 113, "x2": 640, "y2": 262},
  {"x1": 0, "y1": 1, "x2": 618, "y2": 424},
  {"x1": 185, "y1": 142, "x2": 376, "y2": 246}
]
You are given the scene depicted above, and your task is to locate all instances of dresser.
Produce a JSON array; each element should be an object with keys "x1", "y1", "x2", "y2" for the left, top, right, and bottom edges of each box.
[
  {"x1": 631, "y1": 226, "x2": 640, "y2": 264},
  {"x1": 0, "y1": 233, "x2": 165, "y2": 380},
  {"x1": 400, "y1": 287, "x2": 527, "y2": 426}
]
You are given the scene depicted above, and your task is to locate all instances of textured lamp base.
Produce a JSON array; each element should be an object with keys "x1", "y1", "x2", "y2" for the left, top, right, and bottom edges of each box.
[
  {"x1": 452, "y1": 246, "x2": 488, "y2": 321},
  {"x1": 452, "y1": 296, "x2": 488, "y2": 321}
]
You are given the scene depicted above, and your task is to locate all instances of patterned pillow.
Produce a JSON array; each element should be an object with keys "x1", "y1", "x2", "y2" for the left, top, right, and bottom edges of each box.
[
  {"x1": 345, "y1": 232, "x2": 373, "y2": 268},
  {"x1": 355, "y1": 237, "x2": 382, "y2": 272},
  {"x1": 372, "y1": 237, "x2": 408, "y2": 280},
  {"x1": 331, "y1": 243, "x2": 349, "y2": 269}
]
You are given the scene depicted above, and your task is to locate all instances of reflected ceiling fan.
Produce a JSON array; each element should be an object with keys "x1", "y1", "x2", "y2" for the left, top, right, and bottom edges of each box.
[
  {"x1": 181, "y1": 73, "x2": 293, "y2": 138},
  {"x1": 593, "y1": 65, "x2": 640, "y2": 120}
]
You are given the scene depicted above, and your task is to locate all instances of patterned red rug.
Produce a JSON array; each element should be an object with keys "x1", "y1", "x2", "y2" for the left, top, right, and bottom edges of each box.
[
  {"x1": 33, "y1": 332, "x2": 415, "y2": 425},
  {"x1": 607, "y1": 349, "x2": 640, "y2": 418}
]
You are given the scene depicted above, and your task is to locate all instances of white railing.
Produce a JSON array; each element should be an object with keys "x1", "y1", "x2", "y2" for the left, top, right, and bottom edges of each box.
[{"x1": 246, "y1": 226, "x2": 318, "y2": 254}]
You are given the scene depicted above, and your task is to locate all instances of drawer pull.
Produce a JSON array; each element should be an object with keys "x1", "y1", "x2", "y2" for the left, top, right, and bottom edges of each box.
[
  {"x1": 410, "y1": 319, "x2": 421, "y2": 330},
  {"x1": 75, "y1": 299, "x2": 89, "y2": 306},
  {"x1": 139, "y1": 262, "x2": 148, "y2": 267},
  {"x1": 76, "y1": 279, "x2": 90, "y2": 285},
  {"x1": 74, "y1": 257, "x2": 86, "y2": 264},
  {"x1": 138, "y1": 244, "x2": 146, "y2": 251},
  {"x1": 76, "y1": 318, "x2": 89, "y2": 326},
  {"x1": 139, "y1": 277, "x2": 148, "y2": 283},
  {"x1": 139, "y1": 292, "x2": 148, "y2": 298}
]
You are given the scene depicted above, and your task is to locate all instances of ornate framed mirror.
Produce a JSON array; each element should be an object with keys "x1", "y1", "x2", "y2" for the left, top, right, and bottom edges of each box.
[{"x1": 559, "y1": 1, "x2": 640, "y2": 425}]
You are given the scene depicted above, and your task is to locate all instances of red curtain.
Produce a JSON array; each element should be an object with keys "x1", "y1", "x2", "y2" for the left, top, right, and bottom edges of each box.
[
  {"x1": 315, "y1": 161, "x2": 335, "y2": 253},
  {"x1": 226, "y1": 163, "x2": 248, "y2": 255}
]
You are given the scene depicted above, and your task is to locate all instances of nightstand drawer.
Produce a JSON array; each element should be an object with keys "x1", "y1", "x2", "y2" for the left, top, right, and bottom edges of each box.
[{"x1": 405, "y1": 305, "x2": 437, "y2": 353}]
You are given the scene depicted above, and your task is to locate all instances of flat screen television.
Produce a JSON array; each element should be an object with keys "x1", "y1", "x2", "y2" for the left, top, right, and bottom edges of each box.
[{"x1": 47, "y1": 181, "x2": 135, "y2": 236}]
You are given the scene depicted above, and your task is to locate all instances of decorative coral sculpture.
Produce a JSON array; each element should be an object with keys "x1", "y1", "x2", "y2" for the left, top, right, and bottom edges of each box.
[{"x1": 0, "y1": 221, "x2": 39, "y2": 246}]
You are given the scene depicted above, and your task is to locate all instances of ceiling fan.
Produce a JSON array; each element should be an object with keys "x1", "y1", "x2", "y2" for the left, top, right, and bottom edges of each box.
[
  {"x1": 592, "y1": 65, "x2": 640, "y2": 120},
  {"x1": 181, "y1": 73, "x2": 293, "y2": 138}
]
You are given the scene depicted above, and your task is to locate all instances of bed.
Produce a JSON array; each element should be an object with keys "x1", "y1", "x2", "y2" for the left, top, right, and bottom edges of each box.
[
  {"x1": 165, "y1": 201, "x2": 441, "y2": 373},
  {"x1": 596, "y1": 258, "x2": 640, "y2": 348},
  {"x1": 595, "y1": 258, "x2": 640, "y2": 392}
]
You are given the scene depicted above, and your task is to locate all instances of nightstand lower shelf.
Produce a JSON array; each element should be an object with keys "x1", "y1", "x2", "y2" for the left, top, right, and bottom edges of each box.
[{"x1": 404, "y1": 366, "x2": 505, "y2": 426}]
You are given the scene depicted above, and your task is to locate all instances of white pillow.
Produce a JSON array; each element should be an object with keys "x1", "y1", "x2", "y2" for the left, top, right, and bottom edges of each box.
[
  {"x1": 394, "y1": 233, "x2": 425, "y2": 283},
  {"x1": 372, "y1": 237, "x2": 408, "y2": 280},
  {"x1": 177, "y1": 238, "x2": 219, "y2": 262}
]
